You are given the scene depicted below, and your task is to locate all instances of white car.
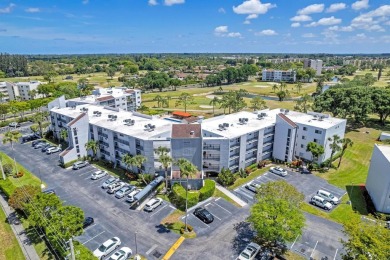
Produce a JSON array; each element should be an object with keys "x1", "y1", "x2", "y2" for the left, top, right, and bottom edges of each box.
[
  {"x1": 46, "y1": 147, "x2": 62, "y2": 154},
  {"x1": 115, "y1": 186, "x2": 135, "y2": 199},
  {"x1": 144, "y1": 198, "x2": 163, "y2": 212},
  {"x1": 9, "y1": 122, "x2": 21, "y2": 128},
  {"x1": 93, "y1": 237, "x2": 121, "y2": 259},
  {"x1": 108, "y1": 247, "x2": 132, "y2": 260},
  {"x1": 107, "y1": 182, "x2": 126, "y2": 194},
  {"x1": 237, "y1": 242, "x2": 261, "y2": 260},
  {"x1": 91, "y1": 170, "x2": 108, "y2": 180},
  {"x1": 245, "y1": 182, "x2": 261, "y2": 193},
  {"x1": 126, "y1": 189, "x2": 142, "y2": 203},
  {"x1": 102, "y1": 177, "x2": 118, "y2": 189},
  {"x1": 311, "y1": 195, "x2": 333, "y2": 210},
  {"x1": 270, "y1": 167, "x2": 288, "y2": 177},
  {"x1": 317, "y1": 189, "x2": 339, "y2": 205}
]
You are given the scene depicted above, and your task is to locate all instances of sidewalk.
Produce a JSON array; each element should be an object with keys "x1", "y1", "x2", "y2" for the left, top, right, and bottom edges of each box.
[
  {"x1": 0, "y1": 192, "x2": 40, "y2": 260},
  {"x1": 215, "y1": 184, "x2": 247, "y2": 207}
]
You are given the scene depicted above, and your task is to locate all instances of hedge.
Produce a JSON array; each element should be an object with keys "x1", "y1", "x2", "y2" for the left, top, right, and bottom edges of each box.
[
  {"x1": 62, "y1": 159, "x2": 79, "y2": 169},
  {"x1": 199, "y1": 180, "x2": 215, "y2": 202},
  {"x1": 0, "y1": 178, "x2": 17, "y2": 198},
  {"x1": 170, "y1": 183, "x2": 199, "y2": 211}
]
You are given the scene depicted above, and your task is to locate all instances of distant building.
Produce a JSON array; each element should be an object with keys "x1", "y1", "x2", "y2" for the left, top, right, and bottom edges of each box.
[
  {"x1": 262, "y1": 69, "x2": 296, "y2": 82},
  {"x1": 0, "y1": 82, "x2": 12, "y2": 102},
  {"x1": 304, "y1": 59, "x2": 323, "y2": 76},
  {"x1": 7, "y1": 81, "x2": 43, "y2": 100},
  {"x1": 365, "y1": 144, "x2": 390, "y2": 214}
]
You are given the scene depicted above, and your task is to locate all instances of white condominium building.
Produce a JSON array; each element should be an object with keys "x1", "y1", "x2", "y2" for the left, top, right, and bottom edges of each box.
[
  {"x1": 7, "y1": 81, "x2": 44, "y2": 100},
  {"x1": 262, "y1": 69, "x2": 296, "y2": 82},
  {"x1": 304, "y1": 59, "x2": 323, "y2": 76},
  {"x1": 67, "y1": 87, "x2": 141, "y2": 112},
  {"x1": 0, "y1": 82, "x2": 12, "y2": 102}
]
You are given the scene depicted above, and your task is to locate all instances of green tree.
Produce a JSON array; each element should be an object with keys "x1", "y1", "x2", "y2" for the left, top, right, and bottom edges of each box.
[
  {"x1": 73, "y1": 241, "x2": 98, "y2": 260},
  {"x1": 338, "y1": 138, "x2": 353, "y2": 168},
  {"x1": 156, "y1": 146, "x2": 173, "y2": 193},
  {"x1": 137, "y1": 105, "x2": 149, "y2": 113},
  {"x1": 341, "y1": 217, "x2": 390, "y2": 260},
  {"x1": 132, "y1": 155, "x2": 148, "y2": 185},
  {"x1": 153, "y1": 95, "x2": 165, "y2": 108},
  {"x1": 175, "y1": 93, "x2": 195, "y2": 113},
  {"x1": 175, "y1": 158, "x2": 198, "y2": 232},
  {"x1": 306, "y1": 141, "x2": 325, "y2": 163},
  {"x1": 276, "y1": 90, "x2": 290, "y2": 101},
  {"x1": 0, "y1": 103, "x2": 9, "y2": 121},
  {"x1": 371, "y1": 88, "x2": 390, "y2": 125},
  {"x1": 272, "y1": 84, "x2": 278, "y2": 93},
  {"x1": 85, "y1": 140, "x2": 99, "y2": 160},
  {"x1": 8, "y1": 185, "x2": 41, "y2": 211},
  {"x1": 217, "y1": 168, "x2": 235, "y2": 187},
  {"x1": 32, "y1": 111, "x2": 49, "y2": 137},
  {"x1": 25, "y1": 193, "x2": 62, "y2": 227},
  {"x1": 248, "y1": 181, "x2": 305, "y2": 255},
  {"x1": 122, "y1": 153, "x2": 134, "y2": 173},
  {"x1": 209, "y1": 96, "x2": 220, "y2": 115},
  {"x1": 2, "y1": 131, "x2": 22, "y2": 150},
  {"x1": 43, "y1": 70, "x2": 58, "y2": 83},
  {"x1": 294, "y1": 94, "x2": 313, "y2": 113},
  {"x1": 250, "y1": 96, "x2": 267, "y2": 111},
  {"x1": 328, "y1": 135, "x2": 341, "y2": 167},
  {"x1": 50, "y1": 205, "x2": 84, "y2": 241},
  {"x1": 295, "y1": 82, "x2": 303, "y2": 93},
  {"x1": 106, "y1": 67, "x2": 116, "y2": 79},
  {"x1": 60, "y1": 128, "x2": 68, "y2": 143}
]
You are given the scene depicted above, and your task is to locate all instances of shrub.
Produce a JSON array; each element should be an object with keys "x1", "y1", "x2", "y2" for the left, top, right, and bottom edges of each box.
[
  {"x1": 199, "y1": 180, "x2": 215, "y2": 202},
  {"x1": 14, "y1": 171, "x2": 24, "y2": 178},
  {"x1": 217, "y1": 168, "x2": 235, "y2": 187},
  {"x1": 238, "y1": 168, "x2": 247, "y2": 178},
  {"x1": 0, "y1": 178, "x2": 17, "y2": 198},
  {"x1": 180, "y1": 224, "x2": 194, "y2": 234},
  {"x1": 170, "y1": 183, "x2": 199, "y2": 211},
  {"x1": 3, "y1": 163, "x2": 14, "y2": 176}
]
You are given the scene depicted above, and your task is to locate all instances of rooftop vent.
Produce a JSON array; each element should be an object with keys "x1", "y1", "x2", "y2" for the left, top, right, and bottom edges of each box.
[
  {"x1": 257, "y1": 114, "x2": 264, "y2": 120},
  {"x1": 144, "y1": 123, "x2": 155, "y2": 132},
  {"x1": 80, "y1": 107, "x2": 88, "y2": 112},
  {"x1": 218, "y1": 124, "x2": 225, "y2": 131},
  {"x1": 318, "y1": 116, "x2": 325, "y2": 121},
  {"x1": 238, "y1": 118, "x2": 248, "y2": 125},
  {"x1": 284, "y1": 109, "x2": 290, "y2": 114},
  {"x1": 280, "y1": 109, "x2": 285, "y2": 112},
  {"x1": 123, "y1": 119, "x2": 135, "y2": 126},
  {"x1": 313, "y1": 115, "x2": 318, "y2": 120},
  {"x1": 223, "y1": 123, "x2": 229, "y2": 128},
  {"x1": 190, "y1": 130, "x2": 194, "y2": 136}
]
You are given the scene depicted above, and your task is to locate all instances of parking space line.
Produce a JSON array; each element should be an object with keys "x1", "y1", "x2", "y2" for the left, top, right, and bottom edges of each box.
[
  {"x1": 310, "y1": 241, "x2": 319, "y2": 258},
  {"x1": 291, "y1": 235, "x2": 299, "y2": 249},
  {"x1": 83, "y1": 224, "x2": 96, "y2": 231},
  {"x1": 205, "y1": 203, "x2": 211, "y2": 207},
  {"x1": 215, "y1": 197, "x2": 221, "y2": 201},
  {"x1": 82, "y1": 231, "x2": 105, "y2": 245},
  {"x1": 169, "y1": 205, "x2": 176, "y2": 209},
  {"x1": 238, "y1": 188, "x2": 255, "y2": 199},
  {"x1": 146, "y1": 244, "x2": 159, "y2": 255},
  {"x1": 213, "y1": 201, "x2": 232, "y2": 214},
  {"x1": 333, "y1": 248, "x2": 339, "y2": 260},
  {"x1": 150, "y1": 204, "x2": 168, "y2": 217}
]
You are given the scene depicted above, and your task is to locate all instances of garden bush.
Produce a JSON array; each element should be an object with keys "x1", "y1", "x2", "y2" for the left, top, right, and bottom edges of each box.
[
  {"x1": 0, "y1": 178, "x2": 17, "y2": 198},
  {"x1": 180, "y1": 224, "x2": 194, "y2": 234},
  {"x1": 170, "y1": 183, "x2": 199, "y2": 211},
  {"x1": 199, "y1": 180, "x2": 215, "y2": 202}
]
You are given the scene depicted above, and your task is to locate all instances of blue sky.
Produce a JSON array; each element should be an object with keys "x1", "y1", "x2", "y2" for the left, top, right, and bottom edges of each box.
[{"x1": 0, "y1": 0, "x2": 389, "y2": 54}]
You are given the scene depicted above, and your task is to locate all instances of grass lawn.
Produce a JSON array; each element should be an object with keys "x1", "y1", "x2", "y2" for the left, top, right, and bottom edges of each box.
[
  {"x1": 229, "y1": 167, "x2": 270, "y2": 190},
  {"x1": 0, "y1": 207, "x2": 25, "y2": 260},
  {"x1": 161, "y1": 209, "x2": 196, "y2": 239},
  {"x1": 213, "y1": 189, "x2": 241, "y2": 208}
]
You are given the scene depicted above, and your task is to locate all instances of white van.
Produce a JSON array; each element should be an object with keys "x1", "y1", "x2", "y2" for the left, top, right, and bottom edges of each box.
[
  {"x1": 317, "y1": 190, "x2": 339, "y2": 205},
  {"x1": 126, "y1": 189, "x2": 142, "y2": 203},
  {"x1": 311, "y1": 195, "x2": 333, "y2": 210}
]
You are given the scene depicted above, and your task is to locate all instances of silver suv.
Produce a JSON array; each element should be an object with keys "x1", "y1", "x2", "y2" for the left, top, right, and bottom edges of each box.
[
  {"x1": 311, "y1": 195, "x2": 333, "y2": 210},
  {"x1": 101, "y1": 177, "x2": 118, "y2": 189},
  {"x1": 72, "y1": 161, "x2": 89, "y2": 170},
  {"x1": 115, "y1": 186, "x2": 135, "y2": 199}
]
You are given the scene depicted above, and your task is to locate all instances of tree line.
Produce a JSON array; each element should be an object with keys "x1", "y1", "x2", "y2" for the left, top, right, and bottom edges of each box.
[
  {"x1": 0, "y1": 53, "x2": 28, "y2": 77},
  {"x1": 203, "y1": 64, "x2": 258, "y2": 87}
]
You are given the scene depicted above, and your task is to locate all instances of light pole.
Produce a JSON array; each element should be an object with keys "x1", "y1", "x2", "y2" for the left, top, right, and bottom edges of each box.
[
  {"x1": 134, "y1": 231, "x2": 138, "y2": 258},
  {"x1": 185, "y1": 182, "x2": 191, "y2": 232}
]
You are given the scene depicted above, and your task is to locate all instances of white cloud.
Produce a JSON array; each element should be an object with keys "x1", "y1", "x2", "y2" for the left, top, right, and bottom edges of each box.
[
  {"x1": 82, "y1": 0, "x2": 89, "y2": 4},
  {"x1": 149, "y1": 0, "x2": 158, "y2": 6},
  {"x1": 326, "y1": 3, "x2": 347, "y2": 13},
  {"x1": 290, "y1": 14, "x2": 312, "y2": 22},
  {"x1": 356, "y1": 33, "x2": 366, "y2": 38},
  {"x1": 227, "y1": 32, "x2": 242, "y2": 38},
  {"x1": 291, "y1": 22, "x2": 301, "y2": 27},
  {"x1": 385, "y1": 21, "x2": 390, "y2": 26},
  {"x1": 328, "y1": 25, "x2": 354, "y2": 31},
  {"x1": 352, "y1": 0, "x2": 369, "y2": 11},
  {"x1": 350, "y1": 5, "x2": 390, "y2": 31},
  {"x1": 0, "y1": 3, "x2": 16, "y2": 14},
  {"x1": 164, "y1": 0, "x2": 185, "y2": 6},
  {"x1": 297, "y1": 4, "x2": 324, "y2": 15},
  {"x1": 25, "y1": 7, "x2": 40, "y2": 13},
  {"x1": 243, "y1": 20, "x2": 251, "y2": 24},
  {"x1": 233, "y1": 0, "x2": 276, "y2": 16},
  {"x1": 302, "y1": 33, "x2": 316, "y2": 38},
  {"x1": 214, "y1": 26, "x2": 241, "y2": 38},
  {"x1": 218, "y1": 7, "x2": 226, "y2": 13},
  {"x1": 214, "y1": 26, "x2": 228, "y2": 34},
  {"x1": 255, "y1": 29, "x2": 277, "y2": 36},
  {"x1": 306, "y1": 16, "x2": 342, "y2": 27},
  {"x1": 246, "y1": 14, "x2": 258, "y2": 19}
]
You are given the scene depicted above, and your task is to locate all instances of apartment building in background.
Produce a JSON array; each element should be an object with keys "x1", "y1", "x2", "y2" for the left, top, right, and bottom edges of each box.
[
  {"x1": 304, "y1": 59, "x2": 323, "y2": 76},
  {"x1": 6, "y1": 81, "x2": 44, "y2": 100},
  {"x1": 0, "y1": 82, "x2": 12, "y2": 102},
  {"x1": 67, "y1": 87, "x2": 141, "y2": 111},
  {"x1": 262, "y1": 69, "x2": 296, "y2": 82}
]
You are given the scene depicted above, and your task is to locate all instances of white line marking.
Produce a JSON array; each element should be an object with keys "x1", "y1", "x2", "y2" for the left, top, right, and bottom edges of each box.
[
  {"x1": 205, "y1": 203, "x2": 211, "y2": 207},
  {"x1": 82, "y1": 231, "x2": 105, "y2": 245},
  {"x1": 291, "y1": 235, "x2": 299, "y2": 249},
  {"x1": 169, "y1": 205, "x2": 176, "y2": 209},
  {"x1": 211, "y1": 213, "x2": 221, "y2": 220},
  {"x1": 215, "y1": 197, "x2": 221, "y2": 201},
  {"x1": 146, "y1": 244, "x2": 158, "y2": 255},
  {"x1": 234, "y1": 188, "x2": 239, "y2": 191},
  {"x1": 213, "y1": 201, "x2": 232, "y2": 214},
  {"x1": 150, "y1": 204, "x2": 168, "y2": 217},
  {"x1": 333, "y1": 249, "x2": 339, "y2": 260},
  {"x1": 310, "y1": 241, "x2": 319, "y2": 258}
]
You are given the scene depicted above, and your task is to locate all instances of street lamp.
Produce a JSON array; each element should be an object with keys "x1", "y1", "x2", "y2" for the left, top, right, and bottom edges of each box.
[
  {"x1": 134, "y1": 231, "x2": 140, "y2": 260},
  {"x1": 185, "y1": 183, "x2": 191, "y2": 232}
]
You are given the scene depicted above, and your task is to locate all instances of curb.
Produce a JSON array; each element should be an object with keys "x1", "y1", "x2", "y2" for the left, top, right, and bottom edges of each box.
[{"x1": 161, "y1": 236, "x2": 185, "y2": 260}]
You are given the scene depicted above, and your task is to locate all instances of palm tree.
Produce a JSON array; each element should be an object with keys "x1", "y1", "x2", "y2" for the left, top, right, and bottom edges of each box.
[
  {"x1": 32, "y1": 111, "x2": 49, "y2": 137},
  {"x1": 132, "y1": 155, "x2": 148, "y2": 185},
  {"x1": 122, "y1": 153, "x2": 134, "y2": 173},
  {"x1": 60, "y1": 128, "x2": 68, "y2": 143},
  {"x1": 165, "y1": 95, "x2": 172, "y2": 108},
  {"x1": 272, "y1": 84, "x2": 278, "y2": 93},
  {"x1": 2, "y1": 131, "x2": 22, "y2": 150},
  {"x1": 328, "y1": 135, "x2": 341, "y2": 167},
  {"x1": 155, "y1": 146, "x2": 172, "y2": 192},
  {"x1": 175, "y1": 158, "x2": 198, "y2": 232},
  {"x1": 28, "y1": 89, "x2": 37, "y2": 99},
  {"x1": 85, "y1": 140, "x2": 99, "y2": 160},
  {"x1": 296, "y1": 82, "x2": 303, "y2": 93},
  {"x1": 153, "y1": 95, "x2": 164, "y2": 108},
  {"x1": 209, "y1": 97, "x2": 220, "y2": 115},
  {"x1": 338, "y1": 138, "x2": 353, "y2": 168}
]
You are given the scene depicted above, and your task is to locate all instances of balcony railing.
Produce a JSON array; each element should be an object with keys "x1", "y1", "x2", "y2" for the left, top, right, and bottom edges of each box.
[
  {"x1": 203, "y1": 145, "x2": 220, "y2": 151},
  {"x1": 114, "y1": 137, "x2": 130, "y2": 145}
]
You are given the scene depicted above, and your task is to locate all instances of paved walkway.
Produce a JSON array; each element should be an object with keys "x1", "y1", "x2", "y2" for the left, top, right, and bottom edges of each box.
[
  {"x1": 215, "y1": 184, "x2": 247, "y2": 207},
  {"x1": 0, "y1": 192, "x2": 40, "y2": 260}
]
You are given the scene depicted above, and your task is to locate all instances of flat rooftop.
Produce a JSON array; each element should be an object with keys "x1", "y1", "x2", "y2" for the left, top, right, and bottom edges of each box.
[
  {"x1": 376, "y1": 144, "x2": 390, "y2": 162},
  {"x1": 284, "y1": 110, "x2": 346, "y2": 129},
  {"x1": 51, "y1": 104, "x2": 175, "y2": 140}
]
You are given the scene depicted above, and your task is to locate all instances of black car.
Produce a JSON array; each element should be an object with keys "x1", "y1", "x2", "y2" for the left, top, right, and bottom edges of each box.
[
  {"x1": 83, "y1": 217, "x2": 94, "y2": 229},
  {"x1": 42, "y1": 189, "x2": 56, "y2": 195},
  {"x1": 193, "y1": 207, "x2": 214, "y2": 224},
  {"x1": 41, "y1": 144, "x2": 53, "y2": 152},
  {"x1": 32, "y1": 139, "x2": 44, "y2": 146}
]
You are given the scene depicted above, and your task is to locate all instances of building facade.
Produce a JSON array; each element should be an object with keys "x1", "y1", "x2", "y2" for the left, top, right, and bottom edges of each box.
[
  {"x1": 365, "y1": 144, "x2": 390, "y2": 214},
  {"x1": 262, "y1": 69, "x2": 296, "y2": 82},
  {"x1": 304, "y1": 59, "x2": 323, "y2": 76},
  {"x1": 0, "y1": 82, "x2": 12, "y2": 102},
  {"x1": 7, "y1": 81, "x2": 43, "y2": 100}
]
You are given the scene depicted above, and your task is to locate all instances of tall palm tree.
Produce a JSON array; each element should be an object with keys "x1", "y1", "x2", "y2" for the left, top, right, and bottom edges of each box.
[
  {"x1": 296, "y1": 82, "x2": 303, "y2": 93},
  {"x1": 328, "y1": 135, "x2": 341, "y2": 167},
  {"x1": 272, "y1": 84, "x2": 278, "y2": 93},
  {"x1": 209, "y1": 97, "x2": 220, "y2": 115},
  {"x1": 85, "y1": 140, "x2": 99, "y2": 160},
  {"x1": 2, "y1": 131, "x2": 22, "y2": 150},
  {"x1": 153, "y1": 95, "x2": 164, "y2": 108},
  {"x1": 132, "y1": 155, "x2": 148, "y2": 185},
  {"x1": 338, "y1": 138, "x2": 353, "y2": 168},
  {"x1": 60, "y1": 128, "x2": 68, "y2": 143},
  {"x1": 32, "y1": 111, "x2": 49, "y2": 138},
  {"x1": 156, "y1": 146, "x2": 172, "y2": 193},
  {"x1": 122, "y1": 153, "x2": 134, "y2": 173},
  {"x1": 175, "y1": 158, "x2": 198, "y2": 232}
]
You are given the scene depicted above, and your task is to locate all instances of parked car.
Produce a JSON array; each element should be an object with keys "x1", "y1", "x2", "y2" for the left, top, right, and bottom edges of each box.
[
  {"x1": 46, "y1": 147, "x2": 62, "y2": 154},
  {"x1": 193, "y1": 207, "x2": 214, "y2": 224},
  {"x1": 144, "y1": 198, "x2": 163, "y2": 212},
  {"x1": 32, "y1": 139, "x2": 44, "y2": 147},
  {"x1": 237, "y1": 242, "x2": 261, "y2": 260},
  {"x1": 115, "y1": 186, "x2": 135, "y2": 199},
  {"x1": 311, "y1": 195, "x2": 333, "y2": 210},
  {"x1": 83, "y1": 217, "x2": 94, "y2": 229},
  {"x1": 108, "y1": 247, "x2": 132, "y2": 260},
  {"x1": 42, "y1": 189, "x2": 56, "y2": 195},
  {"x1": 317, "y1": 189, "x2": 339, "y2": 205},
  {"x1": 41, "y1": 144, "x2": 53, "y2": 152},
  {"x1": 34, "y1": 142, "x2": 48, "y2": 149},
  {"x1": 245, "y1": 182, "x2": 261, "y2": 193},
  {"x1": 72, "y1": 160, "x2": 89, "y2": 170},
  {"x1": 91, "y1": 170, "x2": 108, "y2": 180},
  {"x1": 21, "y1": 134, "x2": 40, "y2": 143},
  {"x1": 93, "y1": 237, "x2": 121, "y2": 259},
  {"x1": 9, "y1": 122, "x2": 21, "y2": 128},
  {"x1": 126, "y1": 189, "x2": 142, "y2": 203},
  {"x1": 107, "y1": 182, "x2": 126, "y2": 194},
  {"x1": 270, "y1": 166, "x2": 288, "y2": 177},
  {"x1": 102, "y1": 177, "x2": 118, "y2": 189}
]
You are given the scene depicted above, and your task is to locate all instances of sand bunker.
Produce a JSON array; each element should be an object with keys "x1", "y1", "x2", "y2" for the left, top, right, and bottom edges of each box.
[{"x1": 199, "y1": 105, "x2": 213, "y2": 108}]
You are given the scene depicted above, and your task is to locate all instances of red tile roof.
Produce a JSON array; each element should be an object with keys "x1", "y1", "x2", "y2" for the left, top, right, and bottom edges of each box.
[
  {"x1": 172, "y1": 124, "x2": 201, "y2": 138},
  {"x1": 172, "y1": 111, "x2": 191, "y2": 118},
  {"x1": 96, "y1": 95, "x2": 114, "y2": 102},
  {"x1": 125, "y1": 89, "x2": 135, "y2": 93},
  {"x1": 278, "y1": 113, "x2": 297, "y2": 128}
]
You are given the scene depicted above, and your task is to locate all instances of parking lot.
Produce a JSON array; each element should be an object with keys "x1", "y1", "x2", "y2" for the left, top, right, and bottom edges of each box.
[{"x1": 181, "y1": 197, "x2": 240, "y2": 237}]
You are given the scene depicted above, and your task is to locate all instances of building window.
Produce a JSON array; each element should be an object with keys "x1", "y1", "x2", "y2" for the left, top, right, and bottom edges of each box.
[
  {"x1": 300, "y1": 144, "x2": 304, "y2": 148},
  {"x1": 76, "y1": 148, "x2": 80, "y2": 153},
  {"x1": 314, "y1": 138, "x2": 318, "y2": 143},
  {"x1": 302, "y1": 136, "x2": 306, "y2": 140},
  {"x1": 315, "y1": 130, "x2": 322, "y2": 134},
  {"x1": 287, "y1": 129, "x2": 291, "y2": 137},
  {"x1": 303, "y1": 127, "x2": 307, "y2": 131}
]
